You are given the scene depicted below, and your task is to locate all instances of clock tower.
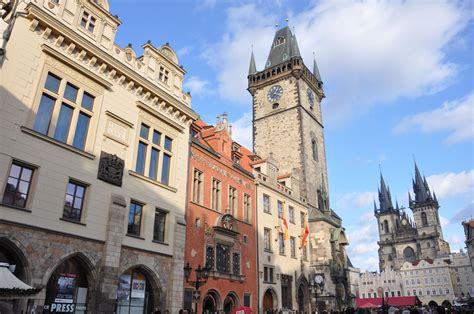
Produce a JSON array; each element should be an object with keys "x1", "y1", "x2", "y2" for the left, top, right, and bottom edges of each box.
[{"x1": 248, "y1": 26, "x2": 328, "y2": 212}]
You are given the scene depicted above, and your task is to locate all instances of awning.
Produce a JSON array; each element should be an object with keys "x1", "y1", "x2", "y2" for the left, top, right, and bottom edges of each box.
[
  {"x1": 231, "y1": 306, "x2": 255, "y2": 314},
  {"x1": 0, "y1": 263, "x2": 41, "y2": 299},
  {"x1": 356, "y1": 296, "x2": 421, "y2": 309}
]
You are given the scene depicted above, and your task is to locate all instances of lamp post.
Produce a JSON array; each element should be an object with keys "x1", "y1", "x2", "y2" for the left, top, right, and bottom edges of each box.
[
  {"x1": 309, "y1": 274, "x2": 325, "y2": 314},
  {"x1": 184, "y1": 262, "x2": 211, "y2": 314}
]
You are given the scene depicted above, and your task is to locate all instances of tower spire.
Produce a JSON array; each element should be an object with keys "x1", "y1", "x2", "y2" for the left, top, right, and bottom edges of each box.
[
  {"x1": 313, "y1": 52, "x2": 322, "y2": 82},
  {"x1": 413, "y1": 161, "x2": 430, "y2": 203},
  {"x1": 248, "y1": 47, "x2": 256, "y2": 75},
  {"x1": 379, "y1": 173, "x2": 394, "y2": 212}
]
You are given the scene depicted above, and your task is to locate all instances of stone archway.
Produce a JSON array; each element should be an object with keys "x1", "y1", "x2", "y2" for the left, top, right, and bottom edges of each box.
[
  {"x1": 203, "y1": 289, "x2": 220, "y2": 314},
  {"x1": 428, "y1": 300, "x2": 438, "y2": 309},
  {"x1": 0, "y1": 237, "x2": 32, "y2": 313},
  {"x1": 223, "y1": 292, "x2": 239, "y2": 314},
  {"x1": 116, "y1": 265, "x2": 163, "y2": 314},
  {"x1": 442, "y1": 300, "x2": 451, "y2": 309},
  {"x1": 297, "y1": 275, "x2": 310, "y2": 313},
  {"x1": 43, "y1": 253, "x2": 96, "y2": 313},
  {"x1": 262, "y1": 288, "x2": 277, "y2": 313}
]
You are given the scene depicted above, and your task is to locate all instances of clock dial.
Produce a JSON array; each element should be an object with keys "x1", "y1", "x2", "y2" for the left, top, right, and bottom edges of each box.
[
  {"x1": 267, "y1": 85, "x2": 283, "y2": 103},
  {"x1": 315, "y1": 275, "x2": 323, "y2": 284},
  {"x1": 307, "y1": 88, "x2": 315, "y2": 106},
  {"x1": 401, "y1": 218, "x2": 408, "y2": 226}
]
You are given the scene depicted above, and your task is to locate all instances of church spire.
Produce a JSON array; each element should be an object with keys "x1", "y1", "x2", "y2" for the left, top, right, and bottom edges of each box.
[
  {"x1": 413, "y1": 161, "x2": 430, "y2": 204},
  {"x1": 378, "y1": 173, "x2": 394, "y2": 212},
  {"x1": 248, "y1": 49, "x2": 256, "y2": 75},
  {"x1": 313, "y1": 52, "x2": 322, "y2": 82}
]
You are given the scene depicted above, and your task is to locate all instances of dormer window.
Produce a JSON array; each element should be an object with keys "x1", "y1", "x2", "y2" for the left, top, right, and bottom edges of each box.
[
  {"x1": 159, "y1": 66, "x2": 169, "y2": 84},
  {"x1": 274, "y1": 37, "x2": 285, "y2": 47},
  {"x1": 80, "y1": 11, "x2": 96, "y2": 33}
]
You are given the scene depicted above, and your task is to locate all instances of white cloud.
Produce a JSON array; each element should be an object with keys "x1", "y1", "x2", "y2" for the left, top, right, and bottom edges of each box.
[
  {"x1": 336, "y1": 191, "x2": 377, "y2": 210},
  {"x1": 177, "y1": 46, "x2": 192, "y2": 56},
  {"x1": 183, "y1": 76, "x2": 210, "y2": 96},
  {"x1": 347, "y1": 220, "x2": 381, "y2": 271},
  {"x1": 440, "y1": 215, "x2": 449, "y2": 227},
  {"x1": 426, "y1": 170, "x2": 474, "y2": 199},
  {"x1": 230, "y1": 112, "x2": 253, "y2": 149},
  {"x1": 203, "y1": 1, "x2": 471, "y2": 124},
  {"x1": 449, "y1": 234, "x2": 463, "y2": 245},
  {"x1": 394, "y1": 92, "x2": 474, "y2": 143}
]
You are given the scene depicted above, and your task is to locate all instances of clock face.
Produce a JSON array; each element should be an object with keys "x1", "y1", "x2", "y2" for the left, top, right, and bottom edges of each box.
[
  {"x1": 307, "y1": 88, "x2": 315, "y2": 106},
  {"x1": 315, "y1": 275, "x2": 324, "y2": 284},
  {"x1": 401, "y1": 218, "x2": 408, "y2": 226},
  {"x1": 267, "y1": 85, "x2": 283, "y2": 103}
]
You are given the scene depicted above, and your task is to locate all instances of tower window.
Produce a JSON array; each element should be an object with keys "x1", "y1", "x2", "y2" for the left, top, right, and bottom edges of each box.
[
  {"x1": 421, "y1": 211, "x2": 428, "y2": 226},
  {"x1": 272, "y1": 103, "x2": 279, "y2": 110},
  {"x1": 383, "y1": 220, "x2": 389, "y2": 234},
  {"x1": 312, "y1": 139, "x2": 318, "y2": 161},
  {"x1": 274, "y1": 36, "x2": 285, "y2": 47}
]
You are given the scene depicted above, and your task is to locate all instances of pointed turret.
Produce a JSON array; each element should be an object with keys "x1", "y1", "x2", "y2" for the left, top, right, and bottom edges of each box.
[
  {"x1": 265, "y1": 26, "x2": 301, "y2": 69},
  {"x1": 413, "y1": 162, "x2": 430, "y2": 204},
  {"x1": 378, "y1": 173, "x2": 394, "y2": 212},
  {"x1": 313, "y1": 53, "x2": 322, "y2": 82},
  {"x1": 433, "y1": 191, "x2": 438, "y2": 204},
  {"x1": 248, "y1": 50, "x2": 256, "y2": 75}
]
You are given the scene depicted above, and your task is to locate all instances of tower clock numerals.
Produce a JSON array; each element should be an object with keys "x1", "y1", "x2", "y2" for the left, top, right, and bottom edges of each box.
[
  {"x1": 267, "y1": 85, "x2": 283, "y2": 103},
  {"x1": 307, "y1": 88, "x2": 315, "y2": 106}
]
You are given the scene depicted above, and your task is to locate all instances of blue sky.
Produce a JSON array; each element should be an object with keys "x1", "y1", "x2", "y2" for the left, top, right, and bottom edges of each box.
[{"x1": 109, "y1": 0, "x2": 474, "y2": 271}]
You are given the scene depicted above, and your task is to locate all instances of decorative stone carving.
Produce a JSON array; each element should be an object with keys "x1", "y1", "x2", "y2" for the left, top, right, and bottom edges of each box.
[{"x1": 97, "y1": 151, "x2": 124, "y2": 186}]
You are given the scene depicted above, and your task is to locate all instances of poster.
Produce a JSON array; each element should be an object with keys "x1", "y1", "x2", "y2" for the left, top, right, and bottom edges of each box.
[{"x1": 55, "y1": 273, "x2": 77, "y2": 303}]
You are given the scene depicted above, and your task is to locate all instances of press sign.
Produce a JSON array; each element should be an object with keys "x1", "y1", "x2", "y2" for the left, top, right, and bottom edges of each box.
[{"x1": 44, "y1": 303, "x2": 76, "y2": 312}]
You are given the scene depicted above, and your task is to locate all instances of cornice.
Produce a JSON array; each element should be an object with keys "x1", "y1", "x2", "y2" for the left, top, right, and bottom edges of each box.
[{"x1": 25, "y1": 3, "x2": 198, "y2": 124}]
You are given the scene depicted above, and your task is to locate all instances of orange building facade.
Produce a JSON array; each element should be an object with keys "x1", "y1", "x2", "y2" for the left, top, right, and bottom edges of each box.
[{"x1": 183, "y1": 115, "x2": 258, "y2": 312}]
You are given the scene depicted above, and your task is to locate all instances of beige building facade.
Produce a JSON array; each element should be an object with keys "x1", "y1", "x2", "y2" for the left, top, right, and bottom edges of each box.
[
  {"x1": 0, "y1": 0, "x2": 197, "y2": 313},
  {"x1": 449, "y1": 252, "x2": 474, "y2": 298},
  {"x1": 252, "y1": 157, "x2": 311, "y2": 313},
  {"x1": 400, "y1": 258, "x2": 455, "y2": 307},
  {"x1": 358, "y1": 269, "x2": 404, "y2": 299}
]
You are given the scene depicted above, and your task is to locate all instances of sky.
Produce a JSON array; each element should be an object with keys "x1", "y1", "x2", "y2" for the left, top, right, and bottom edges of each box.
[{"x1": 109, "y1": 0, "x2": 474, "y2": 272}]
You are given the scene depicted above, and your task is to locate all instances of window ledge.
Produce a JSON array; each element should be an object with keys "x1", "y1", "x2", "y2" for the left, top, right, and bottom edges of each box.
[
  {"x1": 264, "y1": 250, "x2": 273, "y2": 254},
  {"x1": 263, "y1": 281, "x2": 276, "y2": 285},
  {"x1": 0, "y1": 202, "x2": 32, "y2": 213},
  {"x1": 264, "y1": 211, "x2": 271, "y2": 215},
  {"x1": 128, "y1": 171, "x2": 177, "y2": 193},
  {"x1": 126, "y1": 233, "x2": 145, "y2": 240},
  {"x1": 21, "y1": 127, "x2": 95, "y2": 160},
  {"x1": 209, "y1": 270, "x2": 245, "y2": 283},
  {"x1": 152, "y1": 240, "x2": 169, "y2": 246},
  {"x1": 60, "y1": 217, "x2": 86, "y2": 226}
]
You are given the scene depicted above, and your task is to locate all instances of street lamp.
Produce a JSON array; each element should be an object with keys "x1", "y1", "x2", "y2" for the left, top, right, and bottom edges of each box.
[
  {"x1": 309, "y1": 273, "x2": 325, "y2": 314},
  {"x1": 184, "y1": 262, "x2": 211, "y2": 313}
]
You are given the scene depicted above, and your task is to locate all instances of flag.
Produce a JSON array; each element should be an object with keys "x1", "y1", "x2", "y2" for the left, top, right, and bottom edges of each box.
[
  {"x1": 301, "y1": 219, "x2": 309, "y2": 248},
  {"x1": 281, "y1": 218, "x2": 289, "y2": 240}
]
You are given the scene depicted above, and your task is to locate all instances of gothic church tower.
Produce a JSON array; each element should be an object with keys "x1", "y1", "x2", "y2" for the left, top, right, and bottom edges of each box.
[
  {"x1": 375, "y1": 163, "x2": 450, "y2": 272},
  {"x1": 247, "y1": 26, "x2": 328, "y2": 212}
]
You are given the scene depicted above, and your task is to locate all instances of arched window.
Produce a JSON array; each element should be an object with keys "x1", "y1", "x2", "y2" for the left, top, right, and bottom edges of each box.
[
  {"x1": 383, "y1": 220, "x2": 389, "y2": 234},
  {"x1": 311, "y1": 139, "x2": 318, "y2": 161},
  {"x1": 421, "y1": 212, "x2": 428, "y2": 227},
  {"x1": 403, "y1": 247, "x2": 416, "y2": 263}
]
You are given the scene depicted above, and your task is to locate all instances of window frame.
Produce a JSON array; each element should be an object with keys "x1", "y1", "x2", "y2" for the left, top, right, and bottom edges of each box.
[
  {"x1": 211, "y1": 178, "x2": 221, "y2": 211},
  {"x1": 263, "y1": 194, "x2": 270, "y2": 214},
  {"x1": 79, "y1": 9, "x2": 98, "y2": 35},
  {"x1": 1, "y1": 160, "x2": 37, "y2": 209},
  {"x1": 192, "y1": 168, "x2": 203, "y2": 205},
  {"x1": 228, "y1": 186, "x2": 237, "y2": 216},
  {"x1": 127, "y1": 200, "x2": 144, "y2": 237},
  {"x1": 290, "y1": 236, "x2": 296, "y2": 258},
  {"x1": 264, "y1": 227, "x2": 272, "y2": 252},
  {"x1": 288, "y1": 206, "x2": 295, "y2": 223},
  {"x1": 153, "y1": 208, "x2": 167, "y2": 243},
  {"x1": 62, "y1": 178, "x2": 89, "y2": 223},
  {"x1": 243, "y1": 193, "x2": 251, "y2": 223},
  {"x1": 133, "y1": 121, "x2": 175, "y2": 186},
  {"x1": 30, "y1": 71, "x2": 98, "y2": 153}
]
